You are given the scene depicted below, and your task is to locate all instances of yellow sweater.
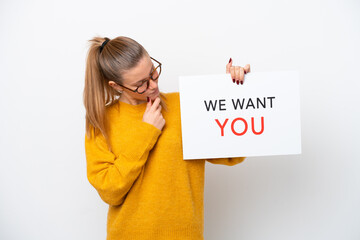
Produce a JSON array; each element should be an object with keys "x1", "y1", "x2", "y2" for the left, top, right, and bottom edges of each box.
[{"x1": 85, "y1": 92, "x2": 245, "y2": 240}]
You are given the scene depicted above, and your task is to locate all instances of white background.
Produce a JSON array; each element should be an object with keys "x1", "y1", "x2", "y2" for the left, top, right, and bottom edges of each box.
[{"x1": 0, "y1": 0, "x2": 359, "y2": 239}]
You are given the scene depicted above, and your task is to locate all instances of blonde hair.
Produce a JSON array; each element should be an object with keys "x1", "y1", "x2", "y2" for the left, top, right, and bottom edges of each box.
[{"x1": 83, "y1": 36, "x2": 166, "y2": 151}]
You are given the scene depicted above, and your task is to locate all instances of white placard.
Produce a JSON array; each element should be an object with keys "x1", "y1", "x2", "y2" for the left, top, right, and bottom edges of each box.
[{"x1": 179, "y1": 71, "x2": 301, "y2": 160}]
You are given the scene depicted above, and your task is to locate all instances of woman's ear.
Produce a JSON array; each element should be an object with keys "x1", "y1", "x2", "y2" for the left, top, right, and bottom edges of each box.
[{"x1": 108, "y1": 81, "x2": 124, "y2": 92}]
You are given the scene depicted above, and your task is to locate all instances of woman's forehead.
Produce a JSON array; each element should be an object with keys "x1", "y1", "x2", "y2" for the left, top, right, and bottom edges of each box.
[{"x1": 123, "y1": 56, "x2": 153, "y2": 83}]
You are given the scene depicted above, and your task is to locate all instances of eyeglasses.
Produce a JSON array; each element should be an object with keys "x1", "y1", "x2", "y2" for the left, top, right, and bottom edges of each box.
[{"x1": 118, "y1": 57, "x2": 162, "y2": 94}]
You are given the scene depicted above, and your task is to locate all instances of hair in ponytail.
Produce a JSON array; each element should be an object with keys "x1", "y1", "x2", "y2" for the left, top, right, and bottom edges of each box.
[{"x1": 84, "y1": 36, "x2": 163, "y2": 151}]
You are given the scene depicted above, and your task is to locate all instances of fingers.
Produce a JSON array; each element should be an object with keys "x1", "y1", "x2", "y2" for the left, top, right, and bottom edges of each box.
[
  {"x1": 235, "y1": 66, "x2": 240, "y2": 85},
  {"x1": 231, "y1": 66, "x2": 244, "y2": 85},
  {"x1": 226, "y1": 58, "x2": 232, "y2": 74},
  {"x1": 244, "y1": 64, "x2": 250, "y2": 73},
  {"x1": 149, "y1": 97, "x2": 161, "y2": 112},
  {"x1": 142, "y1": 96, "x2": 165, "y2": 131},
  {"x1": 145, "y1": 97, "x2": 152, "y2": 113},
  {"x1": 240, "y1": 67, "x2": 245, "y2": 85},
  {"x1": 145, "y1": 97, "x2": 161, "y2": 115},
  {"x1": 230, "y1": 66, "x2": 235, "y2": 83},
  {"x1": 227, "y1": 60, "x2": 251, "y2": 85}
]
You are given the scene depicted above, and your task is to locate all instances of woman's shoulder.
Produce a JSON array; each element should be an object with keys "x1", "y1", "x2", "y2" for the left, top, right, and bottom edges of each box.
[
  {"x1": 162, "y1": 92, "x2": 180, "y2": 107},
  {"x1": 162, "y1": 91, "x2": 179, "y2": 98},
  {"x1": 104, "y1": 98, "x2": 121, "y2": 117}
]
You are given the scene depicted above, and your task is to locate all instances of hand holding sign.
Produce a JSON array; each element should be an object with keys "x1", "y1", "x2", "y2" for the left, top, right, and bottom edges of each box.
[{"x1": 226, "y1": 58, "x2": 251, "y2": 85}]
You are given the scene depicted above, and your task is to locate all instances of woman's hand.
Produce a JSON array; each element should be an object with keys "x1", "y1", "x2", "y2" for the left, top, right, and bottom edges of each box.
[
  {"x1": 226, "y1": 58, "x2": 250, "y2": 85},
  {"x1": 143, "y1": 97, "x2": 165, "y2": 131}
]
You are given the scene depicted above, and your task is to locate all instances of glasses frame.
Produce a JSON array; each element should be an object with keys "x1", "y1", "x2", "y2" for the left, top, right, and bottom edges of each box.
[{"x1": 118, "y1": 57, "x2": 162, "y2": 94}]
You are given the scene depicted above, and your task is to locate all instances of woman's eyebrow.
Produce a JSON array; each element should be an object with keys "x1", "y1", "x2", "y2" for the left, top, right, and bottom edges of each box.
[{"x1": 135, "y1": 64, "x2": 154, "y2": 84}]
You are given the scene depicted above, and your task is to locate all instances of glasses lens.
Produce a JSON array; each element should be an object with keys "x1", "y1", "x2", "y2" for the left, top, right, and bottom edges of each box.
[
  {"x1": 151, "y1": 65, "x2": 161, "y2": 80},
  {"x1": 137, "y1": 80, "x2": 149, "y2": 94}
]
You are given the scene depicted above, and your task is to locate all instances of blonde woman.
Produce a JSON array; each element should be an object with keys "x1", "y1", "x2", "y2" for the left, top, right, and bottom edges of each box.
[{"x1": 84, "y1": 36, "x2": 250, "y2": 240}]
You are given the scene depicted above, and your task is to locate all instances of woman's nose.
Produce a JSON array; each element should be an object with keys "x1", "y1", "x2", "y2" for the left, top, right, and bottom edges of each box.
[{"x1": 148, "y1": 78, "x2": 158, "y2": 90}]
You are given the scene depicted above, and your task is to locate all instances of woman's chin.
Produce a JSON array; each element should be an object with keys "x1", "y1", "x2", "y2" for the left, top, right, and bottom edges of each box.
[{"x1": 149, "y1": 89, "x2": 160, "y2": 100}]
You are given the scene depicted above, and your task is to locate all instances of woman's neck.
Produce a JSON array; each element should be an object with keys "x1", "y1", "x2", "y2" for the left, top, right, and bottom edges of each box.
[{"x1": 119, "y1": 92, "x2": 146, "y2": 105}]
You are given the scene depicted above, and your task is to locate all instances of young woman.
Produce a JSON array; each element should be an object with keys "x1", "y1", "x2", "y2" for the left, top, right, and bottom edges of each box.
[{"x1": 84, "y1": 36, "x2": 250, "y2": 240}]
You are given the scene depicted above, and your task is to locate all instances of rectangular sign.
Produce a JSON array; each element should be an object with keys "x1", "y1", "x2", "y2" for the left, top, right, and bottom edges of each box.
[{"x1": 179, "y1": 71, "x2": 302, "y2": 160}]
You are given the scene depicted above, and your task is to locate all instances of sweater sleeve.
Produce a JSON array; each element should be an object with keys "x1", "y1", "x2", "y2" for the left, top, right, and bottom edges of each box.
[
  {"x1": 85, "y1": 121, "x2": 162, "y2": 206},
  {"x1": 206, "y1": 157, "x2": 246, "y2": 166}
]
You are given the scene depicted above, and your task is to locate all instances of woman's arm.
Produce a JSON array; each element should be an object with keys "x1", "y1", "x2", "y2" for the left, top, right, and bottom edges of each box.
[
  {"x1": 206, "y1": 157, "x2": 246, "y2": 166},
  {"x1": 85, "y1": 121, "x2": 161, "y2": 206}
]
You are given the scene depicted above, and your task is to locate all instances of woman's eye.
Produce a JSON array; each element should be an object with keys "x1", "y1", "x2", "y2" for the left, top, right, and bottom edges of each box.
[{"x1": 137, "y1": 80, "x2": 146, "y2": 87}]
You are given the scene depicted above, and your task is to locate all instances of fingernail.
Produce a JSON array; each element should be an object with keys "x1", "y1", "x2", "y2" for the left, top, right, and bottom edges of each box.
[
  {"x1": 147, "y1": 97, "x2": 149, "y2": 102},
  {"x1": 232, "y1": 78, "x2": 235, "y2": 83},
  {"x1": 236, "y1": 80, "x2": 239, "y2": 85},
  {"x1": 229, "y1": 58, "x2": 232, "y2": 63},
  {"x1": 240, "y1": 81, "x2": 243, "y2": 85}
]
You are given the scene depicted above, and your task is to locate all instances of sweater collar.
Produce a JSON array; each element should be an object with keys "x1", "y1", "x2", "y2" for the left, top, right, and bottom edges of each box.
[{"x1": 117, "y1": 100, "x2": 148, "y2": 115}]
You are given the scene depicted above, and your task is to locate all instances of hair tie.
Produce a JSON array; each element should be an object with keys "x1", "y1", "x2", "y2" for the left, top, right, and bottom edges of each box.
[{"x1": 99, "y1": 38, "x2": 110, "y2": 53}]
